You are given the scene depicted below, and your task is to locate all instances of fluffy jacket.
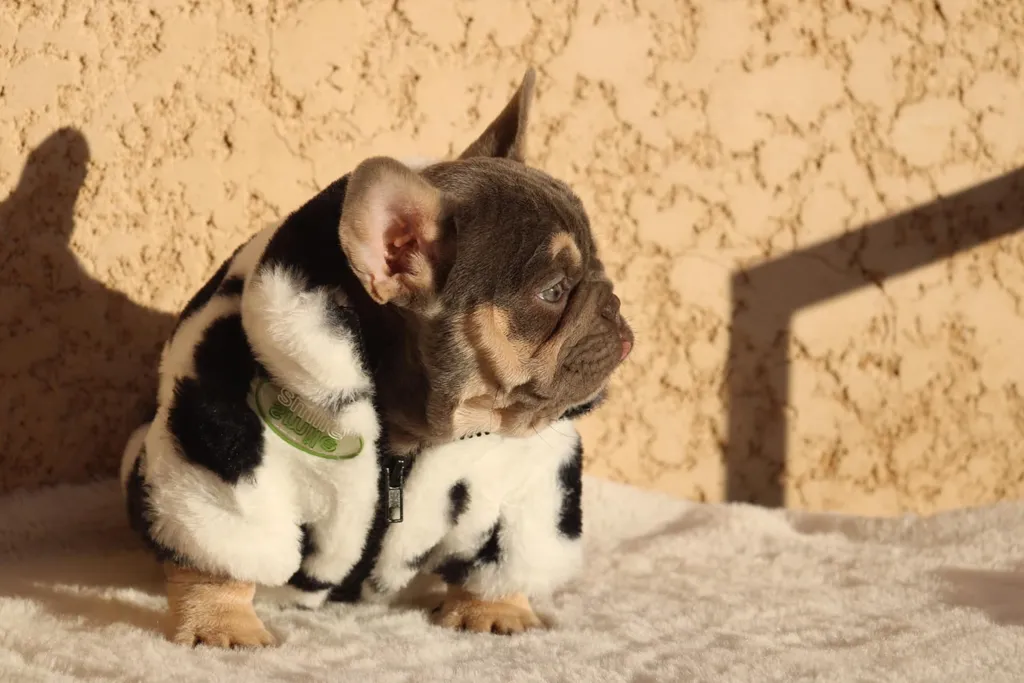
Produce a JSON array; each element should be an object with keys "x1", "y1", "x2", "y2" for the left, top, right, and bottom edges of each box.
[{"x1": 120, "y1": 172, "x2": 588, "y2": 610}]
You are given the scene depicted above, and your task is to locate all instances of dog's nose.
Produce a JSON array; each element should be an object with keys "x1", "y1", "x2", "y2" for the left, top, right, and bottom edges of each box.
[{"x1": 601, "y1": 293, "x2": 621, "y2": 322}]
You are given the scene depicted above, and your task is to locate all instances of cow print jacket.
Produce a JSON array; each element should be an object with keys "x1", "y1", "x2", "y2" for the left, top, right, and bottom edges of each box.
[{"x1": 120, "y1": 174, "x2": 590, "y2": 610}]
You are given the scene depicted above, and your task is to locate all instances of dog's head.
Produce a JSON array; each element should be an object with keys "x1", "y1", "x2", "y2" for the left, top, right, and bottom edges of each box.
[{"x1": 339, "y1": 69, "x2": 633, "y2": 444}]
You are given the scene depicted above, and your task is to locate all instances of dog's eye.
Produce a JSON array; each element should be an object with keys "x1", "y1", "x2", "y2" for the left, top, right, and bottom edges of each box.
[{"x1": 538, "y1": 279, "x2": 568, "y2": 304}]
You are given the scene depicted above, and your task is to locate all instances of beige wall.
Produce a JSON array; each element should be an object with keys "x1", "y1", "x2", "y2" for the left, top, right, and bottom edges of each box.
[{"x1": 2, "y1": 0, "x2": 1024, "y2": 514}]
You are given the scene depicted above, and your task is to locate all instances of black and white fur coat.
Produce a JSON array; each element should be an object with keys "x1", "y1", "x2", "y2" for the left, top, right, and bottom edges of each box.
[{"x1": 120, "y1": 171, "x2": 588, "y2": 611}]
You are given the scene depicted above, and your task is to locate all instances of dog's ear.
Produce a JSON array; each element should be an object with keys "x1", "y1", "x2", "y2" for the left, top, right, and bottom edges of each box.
[
  {"x1": 339, "y1": 156, "x2": 445, "y2": 307},
  {"x1": 458, "y1": 68, "x2": 535, "y2": 163}
]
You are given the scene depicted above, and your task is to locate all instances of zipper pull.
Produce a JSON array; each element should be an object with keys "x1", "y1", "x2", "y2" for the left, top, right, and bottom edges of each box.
[{"x1": 386, "y1": 457, "x2": 408, "y2": 524}]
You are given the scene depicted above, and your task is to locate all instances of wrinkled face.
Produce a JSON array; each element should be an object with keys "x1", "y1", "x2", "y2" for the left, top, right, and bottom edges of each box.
[
  {"x1": 420, "y1": 159, "x2": 633, "y2": 436},
  {"x1": 338, "y1": 69, "x2": 633, "y2": 441}
]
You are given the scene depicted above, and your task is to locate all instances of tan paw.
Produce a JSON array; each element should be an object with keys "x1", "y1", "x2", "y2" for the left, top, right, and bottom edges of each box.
[
  {"x1": 164, "y1": 563, "x2": 277, "y2": 649},
  {"x1": 431, "y1": 590, "x2": 544, "y2": 635},
  {"x1": 173, "y1": 604, "x2": 277, "y2": 649}
]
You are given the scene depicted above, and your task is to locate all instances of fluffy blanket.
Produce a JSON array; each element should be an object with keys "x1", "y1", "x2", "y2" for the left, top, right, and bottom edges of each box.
[{"x1": 0, "y1": 476, "x2": 1022, "y2": 682}]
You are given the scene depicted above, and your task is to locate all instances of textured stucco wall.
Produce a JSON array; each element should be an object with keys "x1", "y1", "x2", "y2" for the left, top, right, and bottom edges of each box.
[{"x1": 2, "y1": 0, "x2": 1024, "y2": 514}]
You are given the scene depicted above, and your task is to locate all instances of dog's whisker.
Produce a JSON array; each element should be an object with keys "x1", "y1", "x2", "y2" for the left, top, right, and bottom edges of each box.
[
  {"x1": 489, "y1": 390, "x2": 500, "y2": 434},
  {"x1": 548, "y1": 422, "x2": 575, "y2": 438},
  {"x1": 532, "y1": 425, "x2": 555, "y2": 450}
]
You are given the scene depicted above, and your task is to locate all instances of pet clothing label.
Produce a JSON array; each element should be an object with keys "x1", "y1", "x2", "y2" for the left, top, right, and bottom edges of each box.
[{"x1": 248, "y1": 378, "x2": 363, "y2": 460}]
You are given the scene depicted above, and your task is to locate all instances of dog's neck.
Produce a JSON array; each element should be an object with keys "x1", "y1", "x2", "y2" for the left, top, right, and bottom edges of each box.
[{"x1": 353, "y1": 303, "x2": 438, "y2": 456}]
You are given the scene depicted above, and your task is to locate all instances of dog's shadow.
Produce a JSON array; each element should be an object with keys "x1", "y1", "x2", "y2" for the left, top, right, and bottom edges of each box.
[
  {"x1": 0, "y1": 486, "x2": 168, "y2": 635},
  {"x1": 0, "y1": 127, "x2": 176, "y2": 634},
  {"x1": 0, "y1": 127, "x2": 175, "y2": 493},
  {"x1": 932, "y1": 563, "x2": 1024, "y2": 627},
  {"x1": 0, "y1": 525, "x2": 451, "y2": 640},
  {"x1": 0, "y1": 549, "x2": 169, "y2": 635}
]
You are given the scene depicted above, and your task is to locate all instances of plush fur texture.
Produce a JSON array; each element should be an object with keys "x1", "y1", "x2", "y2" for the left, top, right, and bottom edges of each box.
[
  {"x1": 355, "y1": 425, "x2": 584, "y2": 605},
  {"x1": 122, "y1": 198, "x2": 383, "y2": 595}
]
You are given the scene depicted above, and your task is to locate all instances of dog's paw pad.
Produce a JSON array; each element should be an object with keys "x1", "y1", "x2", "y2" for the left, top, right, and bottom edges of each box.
[
  {"x1": 174, "y1": 608, "x2": 277, "y2": 649},
  {"x1": 431, "y1": 596, "x2": 544, "y2": 635}
]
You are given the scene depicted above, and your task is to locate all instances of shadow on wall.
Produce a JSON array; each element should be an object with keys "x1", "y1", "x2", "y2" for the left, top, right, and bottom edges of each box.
[
  {"x1": 727, "y1": 167, "x2": 1024, "y2": 507},
  {"x1": 6, "y1": 129, "x2": 1023, "y2": 505},
  {"x1": 0, "y1": 128, "x2": 174, "y2": 494}
]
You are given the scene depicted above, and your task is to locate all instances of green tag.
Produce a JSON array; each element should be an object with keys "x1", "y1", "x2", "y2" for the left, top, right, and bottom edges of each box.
[{"x1": 249, "y1": 378, "x2": 363, "y2": 460}]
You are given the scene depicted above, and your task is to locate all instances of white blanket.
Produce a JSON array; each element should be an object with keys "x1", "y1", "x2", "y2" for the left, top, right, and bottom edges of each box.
[{"x1": 0, "y1": 477, "x2": 1022, "y2": 682}]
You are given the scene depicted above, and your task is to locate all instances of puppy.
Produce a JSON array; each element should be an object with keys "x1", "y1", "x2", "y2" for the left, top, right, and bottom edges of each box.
[{"x1": 121, "y1": 69, "x2": 633, "y2": 648}]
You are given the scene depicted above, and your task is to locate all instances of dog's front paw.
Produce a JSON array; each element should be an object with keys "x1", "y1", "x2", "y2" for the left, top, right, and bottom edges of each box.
[
  {"x1": 173, "y1": 604, "x2": 277, "y2": 649},
  {"x1": 431, "y1": 589, "x2": 544, "y2": 635},
  {"x1": 166, "y1": 563, "x2": 278, "y2": 649}
]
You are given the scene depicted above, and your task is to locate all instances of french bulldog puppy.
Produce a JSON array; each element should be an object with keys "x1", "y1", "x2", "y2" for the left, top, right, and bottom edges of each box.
[{"x1": 120, "y1": 68, "x2": 633, "y2": 648}]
